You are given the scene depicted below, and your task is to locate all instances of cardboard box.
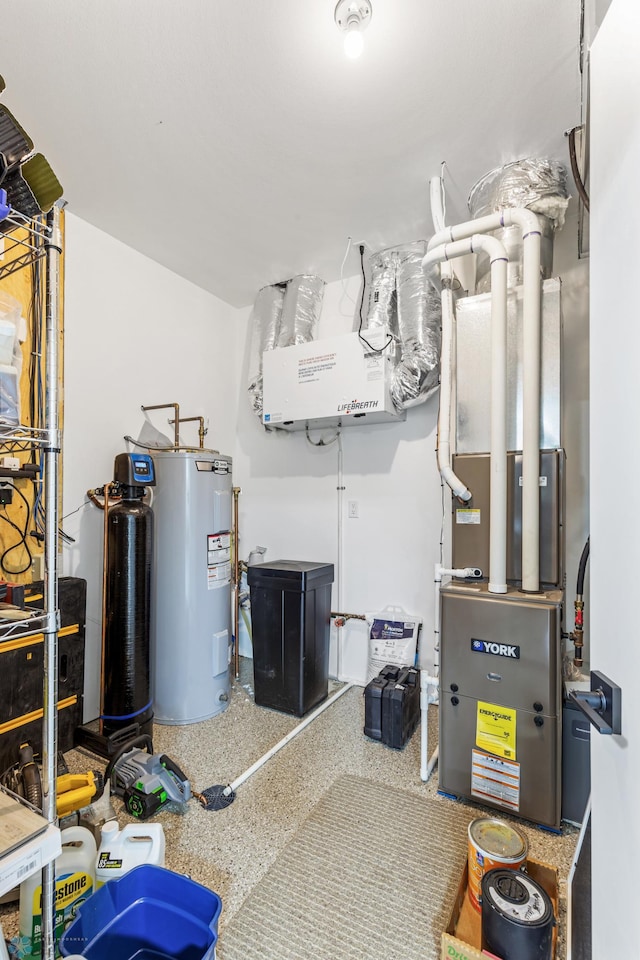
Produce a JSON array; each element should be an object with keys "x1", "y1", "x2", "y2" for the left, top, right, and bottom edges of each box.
[{"x1": 441, "y1": 857, "x2": 558, "y2": 960}]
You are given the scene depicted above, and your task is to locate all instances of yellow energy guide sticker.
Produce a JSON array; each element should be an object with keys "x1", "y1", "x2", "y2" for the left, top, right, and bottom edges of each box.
[{"x1": 476, "y1": 701, "x2": 517, "y2": 760}]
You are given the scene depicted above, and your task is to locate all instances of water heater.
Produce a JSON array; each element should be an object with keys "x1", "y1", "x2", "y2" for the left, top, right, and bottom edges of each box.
[{"x1": 151, "y1": 450, "x2": 232, "y2": 724}]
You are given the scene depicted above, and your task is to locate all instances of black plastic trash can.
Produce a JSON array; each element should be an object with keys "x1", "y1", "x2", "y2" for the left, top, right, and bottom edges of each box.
[{"x1": 248, "y1": 560, "x2": 334, "y2": 717}]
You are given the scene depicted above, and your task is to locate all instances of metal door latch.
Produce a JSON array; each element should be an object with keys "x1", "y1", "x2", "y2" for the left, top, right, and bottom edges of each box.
[{"x1": 569, "y1": 670, "x2": 622, "y2": 735}]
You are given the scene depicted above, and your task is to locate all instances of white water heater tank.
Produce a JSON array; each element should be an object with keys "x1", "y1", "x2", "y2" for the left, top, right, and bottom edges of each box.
[{"x1": 151, "y1": 450, "x2": 232, "y2": 724}]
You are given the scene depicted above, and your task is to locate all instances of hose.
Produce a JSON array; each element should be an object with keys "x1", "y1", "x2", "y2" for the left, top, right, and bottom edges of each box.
[
  {"x1": 572, "y1": 535, "x2": 590, "y2": 669},
  {"x1": 576, "y1": 536, "x2": 590, "y2": 596},
  {"x1": 19, "y1": 743, "x2": 43, "y2": 810},
  {"x1": 568, "y1": 126, "x2": 590, "y2": 213}
]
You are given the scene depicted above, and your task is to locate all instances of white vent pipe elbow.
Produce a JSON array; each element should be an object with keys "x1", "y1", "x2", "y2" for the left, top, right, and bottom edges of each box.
[
  {"x1": 428, "y1": 208, "x2": 543, "y2": 593},
  {"x1": 438, "y1": 282, "x2": 472, "y2": 501},
  {"x1": 424, "y1": 236, "x2": 508, "y2": 593},
  {"x1": 429, "y1": 177, "x2": 472, "y2": 503}
]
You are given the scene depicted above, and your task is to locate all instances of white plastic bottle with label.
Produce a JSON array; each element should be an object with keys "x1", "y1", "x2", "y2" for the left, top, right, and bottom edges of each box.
[
  {"x1": 95, "y1": 820, "x2": 165, "y2": 887},
  {"x1": 19, "y1": 825, "x2": 97, "y2": 957}
]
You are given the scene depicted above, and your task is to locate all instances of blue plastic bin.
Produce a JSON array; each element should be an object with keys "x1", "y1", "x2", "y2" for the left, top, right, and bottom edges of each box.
[{"x1": 59, "y1": 865, "x2": 222, "y2": 960}]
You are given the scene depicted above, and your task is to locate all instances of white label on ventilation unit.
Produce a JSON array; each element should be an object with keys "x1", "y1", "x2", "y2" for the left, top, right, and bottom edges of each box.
[
  {"x1": 297, "y1": 352, "x2": 337, "y2": 384},
  {"x1": 456, "y1": 509, "x2": 481, "y2": 525},
  {"x1": 365, "y1": 356, "x2": 384, "y2": 381}
]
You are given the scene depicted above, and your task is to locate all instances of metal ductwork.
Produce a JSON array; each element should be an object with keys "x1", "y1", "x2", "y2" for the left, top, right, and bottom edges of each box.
[
  {"x1": 276, "y1": 274, "x2": 325, "y2": 348},
  {"x1": 469, "y1": 158, "x2": 569, "y2": 293},
  {"x1": 247, "y1": 284, "x2": 285, "y2": 418},
  {"x1": 367, "y1": 241, "x2": 441, "y2": 409}
]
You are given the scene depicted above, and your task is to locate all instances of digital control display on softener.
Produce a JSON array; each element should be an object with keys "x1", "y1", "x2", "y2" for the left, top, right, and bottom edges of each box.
[
  {"x1": 113, "y1": 452, "x2": 156, "y2": 487},
  {"x1": 133, "y1": 458, "x2": 152, "y2": 480}
]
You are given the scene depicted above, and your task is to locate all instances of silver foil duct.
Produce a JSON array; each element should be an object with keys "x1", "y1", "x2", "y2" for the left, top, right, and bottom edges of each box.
[
  {"x1": 277, "y1": 274, "x2": 325, "y2": 348},
  {"x1": 247, "y1": 284, "x2": 285, "y2": 417},
  {"x1": 469, "y1": 158, "x2": 570, "y2": 293},
  {"x1": 366, "y1": 242, "x2": 441, "y2": 409}
]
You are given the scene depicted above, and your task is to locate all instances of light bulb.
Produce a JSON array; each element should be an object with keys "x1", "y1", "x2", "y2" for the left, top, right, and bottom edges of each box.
[{"x1": 344, "y1": 18, "x2": 364, "y2": 59}]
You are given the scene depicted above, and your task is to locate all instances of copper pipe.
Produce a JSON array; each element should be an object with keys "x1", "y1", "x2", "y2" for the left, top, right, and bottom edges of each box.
[
  {"x1": 141, "y1": 402, "x2": 180, "y2": 448},
  {"x1": 572, "y1": 598, "x2": 585, "y2": 668},
  {"x1": 169, "y1": 415, "x2": 207, "y2": 449},
  {"x1": 331, "y1": 611, "x2": 367, "y2": 622},
  {"x1": 232, "y1": 486, "x2": 241, "y2": 680}
]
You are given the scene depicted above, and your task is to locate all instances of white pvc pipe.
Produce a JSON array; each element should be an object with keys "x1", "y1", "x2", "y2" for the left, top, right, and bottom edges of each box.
[
  {"x1": 428, "y1": 208, "x2": 543, "y2": 592},
  {"x1": 420, "y1": 669, "x2": 438, "y2": 781},
  {"x1": 224, "y1": 682, "x2": 354, "y2": 796},
  {"x1": 504, "y1": 209, "x2": 542, "y2": 592},
  {"x1": 429, "y1": 178, "x2": 471, "y2": 502},
  {"x1": 420, "y1": 563, "x2": 483, "y2": 782},
  {"x1": 487, "y1": 250, "x2": 508, "y2": 594},
  {"x1": 424, "y1": 236, "x2": 508, "y2": 593},
  {"x1": 437, "y1": 282, "x2": 471, "y2": 501},
  {"x1": 336, "y1": 433, "x2": 344, "y2": 678}
]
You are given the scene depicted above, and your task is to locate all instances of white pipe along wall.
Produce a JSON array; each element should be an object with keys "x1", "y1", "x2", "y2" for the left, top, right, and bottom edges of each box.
[
  {"x1": 423, "y1": 233, "x2": 509, "y2": 593},
  {"x1": 429, "y1": 176, "x2": 471, "y2": 503},
  {"x1": 428, "y1": 209, "x2": 544, "y2": 592}
]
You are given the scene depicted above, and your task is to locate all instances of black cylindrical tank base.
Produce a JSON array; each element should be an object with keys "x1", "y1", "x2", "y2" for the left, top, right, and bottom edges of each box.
[{"x1": 101, "y1": 704, "x2": 154, "y2": 740}]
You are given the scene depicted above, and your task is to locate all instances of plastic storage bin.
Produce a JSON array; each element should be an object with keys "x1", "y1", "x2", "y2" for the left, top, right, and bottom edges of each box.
[
  {"x1": 248, "y1": 560, "x2": 334, "y2": 716},
  {"x1": 59, "y1": 864, "x2": 222, "y2": 960}
]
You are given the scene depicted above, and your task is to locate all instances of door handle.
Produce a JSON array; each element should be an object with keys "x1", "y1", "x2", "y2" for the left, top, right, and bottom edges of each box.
[{"x1": 569, "y1": 670, "x2": 621, "y2": 735}]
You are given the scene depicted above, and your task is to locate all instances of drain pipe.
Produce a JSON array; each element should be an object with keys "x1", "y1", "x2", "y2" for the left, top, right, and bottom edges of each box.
[
  {"x1": 336, "y1": 433, "x2": 345, "y2": 680},
  {"x1": 421, "y1": 564, "x2": 482, "y2": 782},
  {"x1": 222, "y1": 682, "x2": 354, "y2": 799},
  {"x1": 428, "y1": 208, "x2": 543, "y2": 592},
  {"x1": 424, "y1": 235, "x2": 508, "y2": 594},
  {"x1": 233, "y1": 487, "x2": 241, "y2": 680},
  {"x1": 429, "y1": 176, "x2": 471, "y2": 503}
]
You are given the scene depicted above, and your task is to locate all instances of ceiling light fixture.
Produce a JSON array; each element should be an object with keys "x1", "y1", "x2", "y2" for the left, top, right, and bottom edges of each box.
[{"x1": 334, "y1": 0, "x2": 372, "y2": 60}]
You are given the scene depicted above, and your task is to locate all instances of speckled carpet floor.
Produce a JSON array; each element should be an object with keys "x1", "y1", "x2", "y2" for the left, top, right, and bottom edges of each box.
[{"x1": 218, "y1": 774, "x2": 472, "y2": 960}]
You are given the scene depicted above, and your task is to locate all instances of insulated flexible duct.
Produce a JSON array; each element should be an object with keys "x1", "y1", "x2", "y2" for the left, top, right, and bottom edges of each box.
[
  {"x1": 277, "y1": 274, "x2": 325, "y2": 348},
  {"x1": 469, "y1": 158, "x2": 569, "y2": 293},
  {"x1": 366, "y1": 242, "x2": 441, "y2": 409},
  {"x1": 247, "y1": 284, "x2": 285, "y2": 418}
]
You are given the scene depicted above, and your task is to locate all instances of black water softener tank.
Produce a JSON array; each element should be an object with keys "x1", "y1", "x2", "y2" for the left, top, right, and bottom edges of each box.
[{"x1": 102, "y1": 453, "x2": 155, "y2": 737}]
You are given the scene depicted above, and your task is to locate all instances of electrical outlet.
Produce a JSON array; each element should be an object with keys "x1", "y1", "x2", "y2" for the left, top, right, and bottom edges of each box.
[
  {"x1": 0, "y1": 484, "x2": 13, "y2": 505},
  {"x1": 351, "y1": 239, "x2": 368, "y2": 252},
  {"x1": 32, "y1": 554, "x2": 45, "y2": 581},
  {"x1": 348, "y1": 500, "x2": 359, "y2": 518}
]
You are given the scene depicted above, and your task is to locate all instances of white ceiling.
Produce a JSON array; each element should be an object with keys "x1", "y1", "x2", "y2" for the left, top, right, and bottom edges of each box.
[{"x1": 0, "y1": 1, "x2": 581, "y2": 307}]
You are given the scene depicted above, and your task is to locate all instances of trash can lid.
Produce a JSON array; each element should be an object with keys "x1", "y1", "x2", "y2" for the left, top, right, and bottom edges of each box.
[{"x1": 248, "y1": 560, "x2": 334, "y2": 590}]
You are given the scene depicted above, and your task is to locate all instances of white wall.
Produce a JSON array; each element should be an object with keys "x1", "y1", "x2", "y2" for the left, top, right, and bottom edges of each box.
[
  {"x1": 590, "y1": 1, "x2": 640, "y2": 952},
  {"x1": 61, "y1": 212, "x2": 238, "y2": 719},
  {"x1": 233, "y1": 274, "x2": 442, "y2": 680}
]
